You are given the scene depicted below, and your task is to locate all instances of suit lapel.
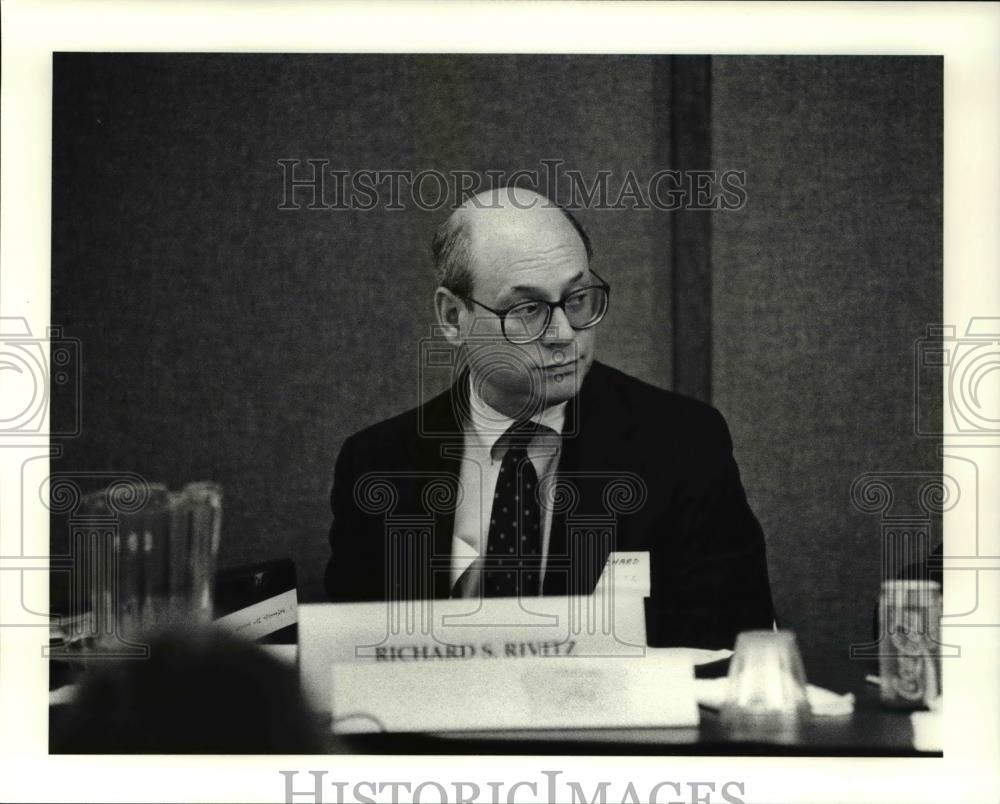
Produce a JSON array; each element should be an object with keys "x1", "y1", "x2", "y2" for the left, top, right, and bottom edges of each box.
[
  {"x1": 413, "y1": 376, "x2": 467, "y2": 599},
  {"x1": 543, "y1": 362, "x2": 634, "y2": 596}
]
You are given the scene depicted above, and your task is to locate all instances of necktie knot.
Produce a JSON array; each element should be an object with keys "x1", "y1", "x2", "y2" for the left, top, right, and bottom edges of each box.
[{"x1": 493, "y1": 420, "x2": 558, "y2": 459}]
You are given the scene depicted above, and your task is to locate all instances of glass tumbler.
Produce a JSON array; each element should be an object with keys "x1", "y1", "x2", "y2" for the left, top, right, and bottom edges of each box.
[{"x1": 720, "y1": 630, "x2": 810, "y2": 738}]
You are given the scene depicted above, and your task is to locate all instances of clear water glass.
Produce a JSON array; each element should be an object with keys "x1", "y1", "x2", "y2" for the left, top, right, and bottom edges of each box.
[{"x1": 720, "y1": 630, "x2": 810, "y2": 738}]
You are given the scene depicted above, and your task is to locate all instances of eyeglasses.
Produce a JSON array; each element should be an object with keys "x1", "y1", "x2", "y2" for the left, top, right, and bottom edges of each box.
[{"x1": 457, "y1": 271, "x2": 611, "y2": 345}]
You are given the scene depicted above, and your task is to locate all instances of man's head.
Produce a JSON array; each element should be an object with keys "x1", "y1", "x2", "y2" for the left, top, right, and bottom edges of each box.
[{"x1": 433, "y1": 186, "x2": 604, "y2": 419}]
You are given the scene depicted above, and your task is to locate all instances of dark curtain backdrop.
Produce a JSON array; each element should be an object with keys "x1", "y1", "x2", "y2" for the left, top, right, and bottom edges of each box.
[{"x1": 51, "y1": 54, "x2": 941, "y2": 666}]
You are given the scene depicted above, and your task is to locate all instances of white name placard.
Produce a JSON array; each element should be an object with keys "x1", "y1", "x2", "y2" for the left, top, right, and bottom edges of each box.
[
  {"x1": 299, "y1": 592, "x2": 648, "y2": 713},
  {"x1": 298, "y1": 550, "x2": 699, "y2": 731},
  {"x1": 330, "y1": 653, "x2": 699, "y2": 733}
]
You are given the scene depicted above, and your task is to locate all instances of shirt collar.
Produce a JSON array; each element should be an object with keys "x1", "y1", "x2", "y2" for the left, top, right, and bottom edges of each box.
[{"x1": 467, "y1": 376, "x2": 566, "y2": 456}]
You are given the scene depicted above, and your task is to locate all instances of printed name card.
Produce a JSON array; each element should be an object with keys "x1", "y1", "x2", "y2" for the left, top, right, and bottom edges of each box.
[
  {"x1": 329, "y1": 653, "x2": 699, "y2": 733},
  {"x1": 299, "y1": 594, "x2": 647, "y2": 712},
  {"x1": 594, "y1": 550, "x2": 650, "y2": 597},
  {"x1": 300, "y1": 552, "x2": 672, "y2": 727},
  {"x1": 215, "y1": 588, "x2": 297, "y2": 642},
  {"x1": 213, "y1": 558, "x2": 298, "y2": 644}
]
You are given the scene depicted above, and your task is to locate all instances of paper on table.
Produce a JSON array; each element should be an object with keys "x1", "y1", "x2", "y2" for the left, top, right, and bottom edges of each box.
[
  {"x1": 694, "y1": 677, "x2": 855, "y2": 716},
  {"x1": 648, "y1": 646, "x2": 732, "y2": 666},
  {"x1": 911, "y1": 709, "x2": 942, "y2": 752},
  {"x1": 804, "y1": 684, "x2": 855, "y2": 716},
  {"x1": 49, "y1": 684, "x2": 79, "y2": 707},
  {"x1": 260, "y1": 643, "x2": 298, "y2": 666}
]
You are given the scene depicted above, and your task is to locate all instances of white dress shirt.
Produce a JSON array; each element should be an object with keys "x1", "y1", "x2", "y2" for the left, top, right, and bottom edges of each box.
[{"x1": 449, "y1": 379, "x2": 566, "y2": 597}]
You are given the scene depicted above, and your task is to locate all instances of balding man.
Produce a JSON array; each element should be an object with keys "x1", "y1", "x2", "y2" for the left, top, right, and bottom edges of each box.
[{"x1": 325, "y1": 187, "x2": 774, "y2": 648}]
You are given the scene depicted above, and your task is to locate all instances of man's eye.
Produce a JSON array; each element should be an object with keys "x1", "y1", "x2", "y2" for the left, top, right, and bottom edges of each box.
[
  {"x1": 513, "y1": 302, "x2": 542, "y2": 317},
  {"x1": 565, "y1": 293, "x2": 586, "y2": 312}
]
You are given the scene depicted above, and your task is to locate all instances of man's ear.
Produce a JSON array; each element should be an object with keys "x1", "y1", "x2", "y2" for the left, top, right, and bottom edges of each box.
[{"x1": 434, "y1": 287, "x2": 465, "y2": 346}]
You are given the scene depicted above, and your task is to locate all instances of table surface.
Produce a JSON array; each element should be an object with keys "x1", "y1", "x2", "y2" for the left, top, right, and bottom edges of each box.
[{"x1": 50, "y1": 643, "x2": 940, "y2": 757}]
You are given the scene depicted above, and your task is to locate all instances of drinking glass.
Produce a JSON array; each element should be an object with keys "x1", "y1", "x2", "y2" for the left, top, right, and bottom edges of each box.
[{"x1": 720, "y1": 630, "x2": 810, "y2": 738}]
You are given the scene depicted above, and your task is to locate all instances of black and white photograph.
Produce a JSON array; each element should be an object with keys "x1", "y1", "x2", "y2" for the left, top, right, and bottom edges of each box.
[{"x1": 1, "y1": 3, "x2": 997, "y2": 804}]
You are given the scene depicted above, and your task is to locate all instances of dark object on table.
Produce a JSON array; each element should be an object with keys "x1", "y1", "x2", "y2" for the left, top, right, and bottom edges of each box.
[{"x1": 52, "y1": 626, "x2": 322, "y2": 754}]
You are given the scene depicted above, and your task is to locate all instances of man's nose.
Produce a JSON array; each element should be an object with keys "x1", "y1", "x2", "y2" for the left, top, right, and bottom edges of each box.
[{"x1": 540, "y1": 305, "x2": 575, "y2": 344}]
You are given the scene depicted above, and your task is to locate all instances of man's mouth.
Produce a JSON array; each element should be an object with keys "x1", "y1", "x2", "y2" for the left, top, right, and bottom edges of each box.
[{"x1": 542, "y1": 358, "x2": 580, "y2": 372}]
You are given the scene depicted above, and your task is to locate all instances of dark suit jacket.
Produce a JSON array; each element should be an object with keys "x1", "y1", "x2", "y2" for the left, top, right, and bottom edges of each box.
[{"x1": 325, "y1": 361, "x2": 774, "y2": 648}]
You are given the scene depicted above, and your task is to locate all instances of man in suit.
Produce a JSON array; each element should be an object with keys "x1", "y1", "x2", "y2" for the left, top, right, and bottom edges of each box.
[{"x1": 325, "y1": 186, "x2": 774, "y2": 648}]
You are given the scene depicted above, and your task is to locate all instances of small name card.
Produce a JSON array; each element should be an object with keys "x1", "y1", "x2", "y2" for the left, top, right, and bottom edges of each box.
[
  {"x1": 330, "y1": 653, "x2": 699, "y2": 733},
  {"x1": 594, "y1": 550, "x2": 650, "y2": 597},
  {"x1": 215, "y1": 589, "x2": 298, "y2": 642}
]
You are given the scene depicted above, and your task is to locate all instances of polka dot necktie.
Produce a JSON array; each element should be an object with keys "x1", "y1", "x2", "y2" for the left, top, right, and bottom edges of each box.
[{"x1": 483, "y1": 421, "x2": 551, "y2": 598}]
